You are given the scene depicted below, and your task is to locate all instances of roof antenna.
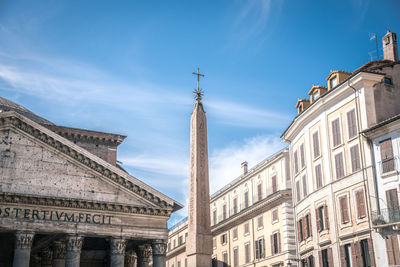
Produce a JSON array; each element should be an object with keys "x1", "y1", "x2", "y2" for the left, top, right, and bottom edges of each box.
[{"x1": 369, "y1": 33, "x2": 379, "y2": 61}]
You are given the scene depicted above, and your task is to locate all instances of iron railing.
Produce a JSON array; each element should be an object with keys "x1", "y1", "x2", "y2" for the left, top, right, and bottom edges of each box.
[{"x1": 371, "y1": 208, "x2": 400, "y2": 226}]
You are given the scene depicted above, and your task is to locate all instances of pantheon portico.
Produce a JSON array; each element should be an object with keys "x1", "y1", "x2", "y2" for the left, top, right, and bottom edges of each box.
[{"x1": 0, "y1": 97, "x2": 182, "y2": 267}]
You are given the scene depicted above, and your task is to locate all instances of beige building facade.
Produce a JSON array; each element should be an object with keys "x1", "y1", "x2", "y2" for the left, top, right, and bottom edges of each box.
[{"x1": 166, "y1": 149, "x2": 297, "y2": 267}]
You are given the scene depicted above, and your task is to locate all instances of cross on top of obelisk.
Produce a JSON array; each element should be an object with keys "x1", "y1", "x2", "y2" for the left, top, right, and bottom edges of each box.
[{"x1": 192, "y1": 67, "x2": 205, "y2": 102}]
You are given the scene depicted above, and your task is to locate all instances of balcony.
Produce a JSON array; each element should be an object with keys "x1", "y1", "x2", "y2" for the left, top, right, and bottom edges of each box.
[
  {"x1": 378, "y1": 156, "x2": 400, "y2": 175},
  {"x1": 371, "y1": 208, "x2": 400, "y2": 226}
]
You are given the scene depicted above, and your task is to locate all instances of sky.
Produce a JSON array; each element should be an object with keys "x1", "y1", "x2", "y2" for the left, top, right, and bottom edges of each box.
[{"x1": 0, "y1": 0, "x2": 399, "y2": 226}]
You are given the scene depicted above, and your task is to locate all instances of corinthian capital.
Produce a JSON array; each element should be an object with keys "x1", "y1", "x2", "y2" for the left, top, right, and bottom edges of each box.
[
  {"x1": 66, "y1": 235, "x2": 84, "y2": 252},
  {"x1": 152, "y1": 239, "x2": 167, "y2": 255},
  {"x1": 53, "y1": 240, "x2": 66, "y2": 259},
  {"x1": 15, "y1": 231, "x2": 35, "y2": 249},
  {"x1": 110, "y1": 238, "x2": 127, "y2": 255},
  {"x1": 137, "y1": 244, "x2": 152, "y2": 262}
]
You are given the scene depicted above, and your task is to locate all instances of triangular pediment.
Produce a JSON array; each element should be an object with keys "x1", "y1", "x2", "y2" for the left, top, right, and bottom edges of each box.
[{"x1": 0, "y1": 111, "x2": 182, "y2": 213}]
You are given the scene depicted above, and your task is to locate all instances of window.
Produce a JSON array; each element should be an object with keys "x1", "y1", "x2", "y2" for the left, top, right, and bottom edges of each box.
[
  {"x1": 178, "y1": 235, "x2": 183, "y2": 245},
  {"x1": 294, "y1": 150, "x2": 299, "y2": 174},
  {"x1": 213, "y1": 237, "x2": 216, "y2": 248},
  {"x1": 244, "y1": 222, "x2": 250, "y2": 235},
  {"x1": 222, "y1": 204, "x2": 227, "y2": 220},
  {"x1": 232, "y1": 227, "x2": 238, "y2": 240},
  {"x1": 384, "y1": 77, "x2": 393, "y2": 85},
  {"x1": 380, "y1": 138, "x2": 395, "y2": 173},
  {"x1": 257, "y1": 215, "x2": 263, "y2": 229},
  {"x1": 213, "y1": 210, "x2": 217, "y2": 225},
  {"x1": 334, "y1": 152, "x2": 345, "y2": 179},
  {"x1": 244, "y1": 242, "x2": 251, "y2": 263},
  {"x1": 271, "y1": 175, "x2": 277, "y2": 193},
  {"x1": 315, "y1": 164, "x2": 323, "y2": 189},
  {"x1": 355, "y1": 189, "x2": 366, "y2": 219},
  {"x1": 296, "y1": 180, "x2": 301, "y2": 202},
  {"x1": 331, "y1": 118, "x2": 342, "y2": 147},
  {"x1": 298, "y1": 218, "x2": 304, "y2": 241},
  {"x1": 272, "y1": 209, "x2": 278, "y2": 223},
  {"x1": 321, "y1": 249, "x2": 329, "y2": 267},
  {"x1": 302, "y1": 175, "x2": 308, "y2": 197},
  {"x1": 386, "y1": 189, "x2": 399, "y2": 209},
  {"x1": 313, "y1": 131, "x2": 320, "y2": 158},
  {"x1": 244, "y1": 191, "x2": 249, "y2": 208},
  {"x1": 233, "y1": 247, "x2": 239, "y2": 267},
  {"x1": 330, "y1": 76, "x2": 338, "y2": 88},
  {"x1": 185, "y1": 258, "x2": 187, "y2": 267},
  {"x1": 344, "y1": 244, "x2": 352, "y2": 267},
  {"x1": 300, "y1": 143, "x2": 305, "y2": 168},
  {"x1": 257, "y1": 183, "x2": 262, "y2": 201},
  {"x1": 316, "y1": 205, "x2": 329, "y2": 232},
  {"x1": 360, "y1": 239, "x2": 372, "y2": 267},
  {"x1": 212, "y1": 258, "x2": 217, "y2": 267},
  {"x1": 350, "y1": 145, "x2": 361, "y2": 172},
  {"x1": 305, "y1": 214, "x2": 311, "y2": 238},
  {"x1": 313, "y1": 91, "x2": 319, "y2": 101},
  {"x1": 306, "y1": 255, "x2": 315, "y2": 267},
  {"x1": 271, "y1": 232, "x2": 281, "y2": 255},
  {"x1": 339, "y1": 196, "x2": 350, "y2": 224},
  {"x1": 233, "y1": 198, "x2": 238, "y2": 214},
  {"x1": 173, "y1": 239, "x2": 176, "y2": 248},
  {"x1": 385, "y1": 235, "x2": 400, "y2": 265},
  {"x1": 220, "y1": 233, "x2": 227, "y2": 245},
  {"x1": 222, "y1": 252, "x2": 228, "y2": 267},
  {"x1": 347, "y1": 109, "x2": 357, "y2": 139},
  {"x1": 255, "y1": 237, "x2": 265, "y2": 259}
]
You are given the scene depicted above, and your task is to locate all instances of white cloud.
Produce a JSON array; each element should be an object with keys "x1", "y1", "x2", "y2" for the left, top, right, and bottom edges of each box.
[{"x1": 209, "y1": 135, "x2": 286, "y2": 194}]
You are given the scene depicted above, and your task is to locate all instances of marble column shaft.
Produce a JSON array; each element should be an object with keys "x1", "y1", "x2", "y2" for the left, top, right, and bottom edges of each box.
[
  {"x1": 65, "y1": 235, "x2": 84, "y2": 267},
  {"x1": 110, "y1": 238, "x2": 126, "y2": 267},
  {"x1": 137, "y1": 244, "x2": 152, "y2": 267},
  {"x1": 13, "y1": 231, "x2": 35, "y2": 267},
  {"x1": 152, "y1": 240, "x2": 167, "y2": 267}
]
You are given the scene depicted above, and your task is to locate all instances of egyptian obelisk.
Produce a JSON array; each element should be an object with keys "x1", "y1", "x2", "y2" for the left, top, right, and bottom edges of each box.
[{"x1": 187, "y1": 68, "x2": 212, "y2": 267}]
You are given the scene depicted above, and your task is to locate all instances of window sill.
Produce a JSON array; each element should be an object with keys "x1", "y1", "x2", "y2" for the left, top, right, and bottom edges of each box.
[
  {"x1": 313, "y1": 155, "x2": 322, "y2": 161},
  {"x1": 356, "y1": 216, "x2": 368, "y2": 225},
  {"x1": 272, "y1": 219, "x2": 279, "y2": 225},
  {"x1": 244, "y1": 233, "x2": 250, "y2": 237},
  {"x1": 339, "y1": 222, "x2": 352, "y2": 229},
  {"x1": 381, "y1": 170, "x2": 399, "y2": 178},
  {"x1": 319, "y1": 229, "x2": 329, "y2": 236},
  {"x1": 347, "y1": 135, "x2": 358, "y2": 143},
  {"x1": 332, "y1": 143, "x2": 344, "y2": 150},
  {"x1": 257, "y1": 226, "x2": 264, "y2": 231}
]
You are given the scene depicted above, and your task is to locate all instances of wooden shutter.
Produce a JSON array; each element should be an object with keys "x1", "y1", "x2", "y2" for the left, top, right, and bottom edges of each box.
[
  {"x1": 340, "y1": 196, "x2": 349, "y2": 224},
  {"x1": 277, "y1": 232, "x2": 281, "y2": 253},
  {"x1": 297, "y1": 220, "x2": 302, "y2": 241},
  {"x1": 340, "y1": 245, "x2": 346, "y2": 267},
  {"x1": 313, "y1": 132, "x2": 320, "y2": 158},
  {"x1": 386, "y1": 236, "x2": 395, "y2": 265},
  {"x1": 367, "y1": 238, "x2": 376, "y2": 267},
  {"x1": 294, "y1": 150, "x2": 299, "y2": 173},
  {"x1": 328, "y1": 247, "x2": 334, "y2": 267},
  {"x1": 380, "y1": 138, "x2": 395, "y2": 173},
  {"x1": 316, "y1": 208, "x2": 321, "y2": 232},
  {"x1": 307, "y1": 214, "x2": 312, "y2": 237},
  {"x1": 332, "y1": 118, "x2": 341, "y2": 147},
  {"x1": 356, "y1": 190, "x2": 366, "y2": 219},
  {"x1": 386, "y1": 189, "x2": 399, "y2": 209},
  {"x1": 315, "y1": 164, "x2": 322, "y2": 189},
  {"x1": 351, "y1": 242, "x2": 361, "y2": 267},
  {"x1": 319, "y1": 251, "x2": 323, "y2": 267},
  {"x1": 347, "y1": 109, "x2": 357, "y2": 139},
  {"x1": 272, "y1": 175, "x2": 277, "y2": 193},
  {"x1": 302, "y1": 218, "x2": 307, "y2": 240},
  {"x1": 300, "y1": 144, "x2": 305, "y2": 168},
  {"x1": 393, "y1": 235, "x2": 400, "y2": 264},
  {"x1": 350, "y1": 145, "x2": 361, "y2": 172},
  {"x1": 302, "y1": 175, "x2": 308, "y2": 197},
  {"x1": 262, "y1": 238, "x2": 265, "y2": 258},
  {"x1": 270, "y1": 234, "x2": 274, "y2": 255},
  {"x1": 335, "y1": 153, "x2": 344, "y2": 179},
  {"x1": 324, "y1": 205, "x2": 329, "y2": 230},
  {"x1": 257, "y1": 183, "x2": 262, "y2": 201},
  {"x1": 296, "y1": 180, "x2": 301, "y2": 202},
  {"x1": 255, "y1": 240, "x2": 260, "y2": 259}
]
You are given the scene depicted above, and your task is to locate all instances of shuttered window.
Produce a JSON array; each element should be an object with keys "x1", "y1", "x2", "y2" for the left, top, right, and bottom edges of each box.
[
  {"x1": 339, "y1": 196, "x2": 350, "y2": 224},
  {"x1": 355, "y1": 190, "x2": 366, "y2": 219},
  {"x1": 244, "y1": 191, "x2": 249, "y2": 208},
  {"x1": 294, "y1": 150, "x2": 299, "y2": 174},
  {"x1": 335, "y1": 152, "x2": 345, "y2": 179},
  {"x1": 313, "y1": 131, "x2": 320, "y2": 158},
  {"x1": 222, "y1": 252, "x2": 228, "y2": 267},
  {"x1": 332, "y1": 118, "x2": 342, "y2": 147},
  {"x1": 213, "y1": 210, "x2": 217, "y2": 225},
  {"x1": 298, "y1": 219, "x2": 304, "y2": 241},
  {"x1": 244, "y1": 222, "x2": 250, "y2": 235},
  {"x1": 257, "y1": 183, "x2": 262, "y2": 201},
  {"x1": 233, "y1": 247, "x2": 238, "y2": 267},
  {"x1": 300, "y1": 143, "x2": 305, "y2": 168},
  {"x1": 271, "y1": 232, "x2": 281, "y2": 255},
  {"x1": 222, "y1": 204, "x2": 227, "y2": 220},
  {"x1": 296, "y1": 180, "x2": 301, "y2": 202},
  {"x1": 316, "y1": 206, "x2": 326, "y2": 232},
  {"x1": 385, "y1": 235, "x2": 400, "y2": 265},
  {"x1": 271, "y1": 175, "x2": 277, "y2": 193},
  {"x1": 272, "y1": 209, "x2": 278, "y2": 222},
  {"x1": 380, "y1": 138, "x2": 395, "y2": 173},
  {"x1": 255, "y1": 238, "x2": 265, "y2": 259},
  {"x1": 257, "y1": 215, "x2": 263, "y2": 229},
  {"x1": 212, "y1": 238, "x2": 216, "y2": 248},
  {"x1": 302, "y1": 175, "x2": 308, "y2": 197},
  {"x1": 347, "y1": 109, "x2": 357, "y2": 139},
  {"x1": 305, "y1": 214, "x2": 311, "y2": 238},
  {"x1": 244, "y1": 243, "x2": 250, "y2": 263},
  {"x1": 350, "y1": 145, "x2": 361, "y2": 172},
  {"x1": 315, "y1": 164, "x2": 323, "y2": 189},
  {"x1": 233, "y1": 198, "x2": 238, "y2": 214},
  {"x1": 232, "y1": 227, "x2": 238, "y2": 240},
  {"x1": 386, "y1": 189, "x2": 399, "y2": 209}
]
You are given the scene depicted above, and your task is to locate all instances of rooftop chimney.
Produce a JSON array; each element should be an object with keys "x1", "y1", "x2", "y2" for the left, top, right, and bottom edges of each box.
[
  {"x1": 382, "y1": 30, "x2": 399, "y2": 62},
  {"x1": 241, "y1": 161, "x2": 248, "y2": 175}
]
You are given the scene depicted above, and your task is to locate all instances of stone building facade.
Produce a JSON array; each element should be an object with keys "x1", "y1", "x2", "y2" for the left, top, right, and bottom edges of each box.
[
  {"x1": 0, "y1": 97, "x2": 182, "y2": 267},
  {"x1": 166, "y1": 149, "x2": 297, "y2": 267},
  {"x1": 281, "y1": 30, "x2": 400, "y2": 267}
]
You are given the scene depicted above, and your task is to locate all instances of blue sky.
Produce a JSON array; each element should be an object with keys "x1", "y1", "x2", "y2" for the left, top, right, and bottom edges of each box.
[{"x1": 0, "y1": 0, "x2": 399, "y2": 225}]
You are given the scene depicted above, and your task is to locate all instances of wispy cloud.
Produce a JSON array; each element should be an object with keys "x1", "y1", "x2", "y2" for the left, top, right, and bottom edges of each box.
[{"x1": 209, "y1": 135, "x2": 285, "y2": 194}]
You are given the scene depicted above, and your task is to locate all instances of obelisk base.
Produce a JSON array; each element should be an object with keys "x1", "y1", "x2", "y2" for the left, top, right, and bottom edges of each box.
[{"x1": 187, "y1": 253, "x2": 212, "y2": 267}]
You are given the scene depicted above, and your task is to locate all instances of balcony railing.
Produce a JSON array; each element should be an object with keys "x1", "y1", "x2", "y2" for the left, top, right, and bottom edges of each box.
[
  {"x1": 371, "y1": 208, "x2": 400, "y2": 226},
  {"x1": 379, "y1": 156, "x2": 399, "y2": 175}
]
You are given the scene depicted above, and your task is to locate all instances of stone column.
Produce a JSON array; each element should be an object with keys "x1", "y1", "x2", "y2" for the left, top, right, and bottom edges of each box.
[
  {"x1": 151, "y1": 240, "x2": 167, "y2": 267},
  {"x1": 110, "y1": 238, "x2": 127, "y2": 267},
  {"x1": 137, "y1": 244, "x2": 151, "y2": 267},
  {"x1": 13, "y1": 231, "x2": 34, "y2": 267},
  {"x1": 65, "y1": 235, "x2": 84, "y2": 267},
  {"x1": 52, "y1": 240, "x2": 66, "y2": 267},
  {"x1": 125, "y1": 250, "x2": 137, "y2": 267}
]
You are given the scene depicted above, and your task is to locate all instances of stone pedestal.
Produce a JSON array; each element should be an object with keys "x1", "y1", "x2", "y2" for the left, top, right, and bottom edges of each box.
[
  {"x1": 65, "y1": 235, "x2": 83, "y2": 267},
  {"x1": 52, "y1": 240, "x2": 66, "y2": 267},
  {"x1": 13, "y1": 231, "x2": 35, "y2": 267},
  {"x1": 151, "y1": 240, "x2": 167, "y2": 267},
  {"x1": 137, "y1": 245, "x2": 151, "y2": 267},
  {"x1": 110, "y1": 238, "x2": 126, "y2": 267}
]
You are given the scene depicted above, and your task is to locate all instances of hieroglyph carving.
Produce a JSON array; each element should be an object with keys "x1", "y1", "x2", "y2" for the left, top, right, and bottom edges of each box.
[{"x1": 15, "y1": 231, "x2": 34, "y2": 249}]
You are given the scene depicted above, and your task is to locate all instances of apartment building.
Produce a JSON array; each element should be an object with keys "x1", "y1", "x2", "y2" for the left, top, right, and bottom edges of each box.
[
  {"x1": 166, "y1": 149, "x2": 297, "y2": 267},
  {"x1": 281, "y1": 30, "x2": 400, "y2": 267}
]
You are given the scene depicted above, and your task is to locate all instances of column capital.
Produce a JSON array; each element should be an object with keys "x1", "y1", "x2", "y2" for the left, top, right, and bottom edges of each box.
[
  {"x1": 137, "y1": 244, "x2": 152, "y2": 262},
  {"x1": 151, "y1": 239, "x2": 167, "y2": 256},
  {"x1": 66, "y1": 235, "x2": 84, "y2": 252},
  {"x1": 125, "y1": 250, "x2": 137, "y2": 267},
  {"x1": 15, "y1": 231, "x2": 35, "y2": 249},
  {"x1": 53, "y1": 240, "x2": 67, "y2": 259},
  {"x1": 110, "y1": 237, "x2": 127, "y2": 255}
]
